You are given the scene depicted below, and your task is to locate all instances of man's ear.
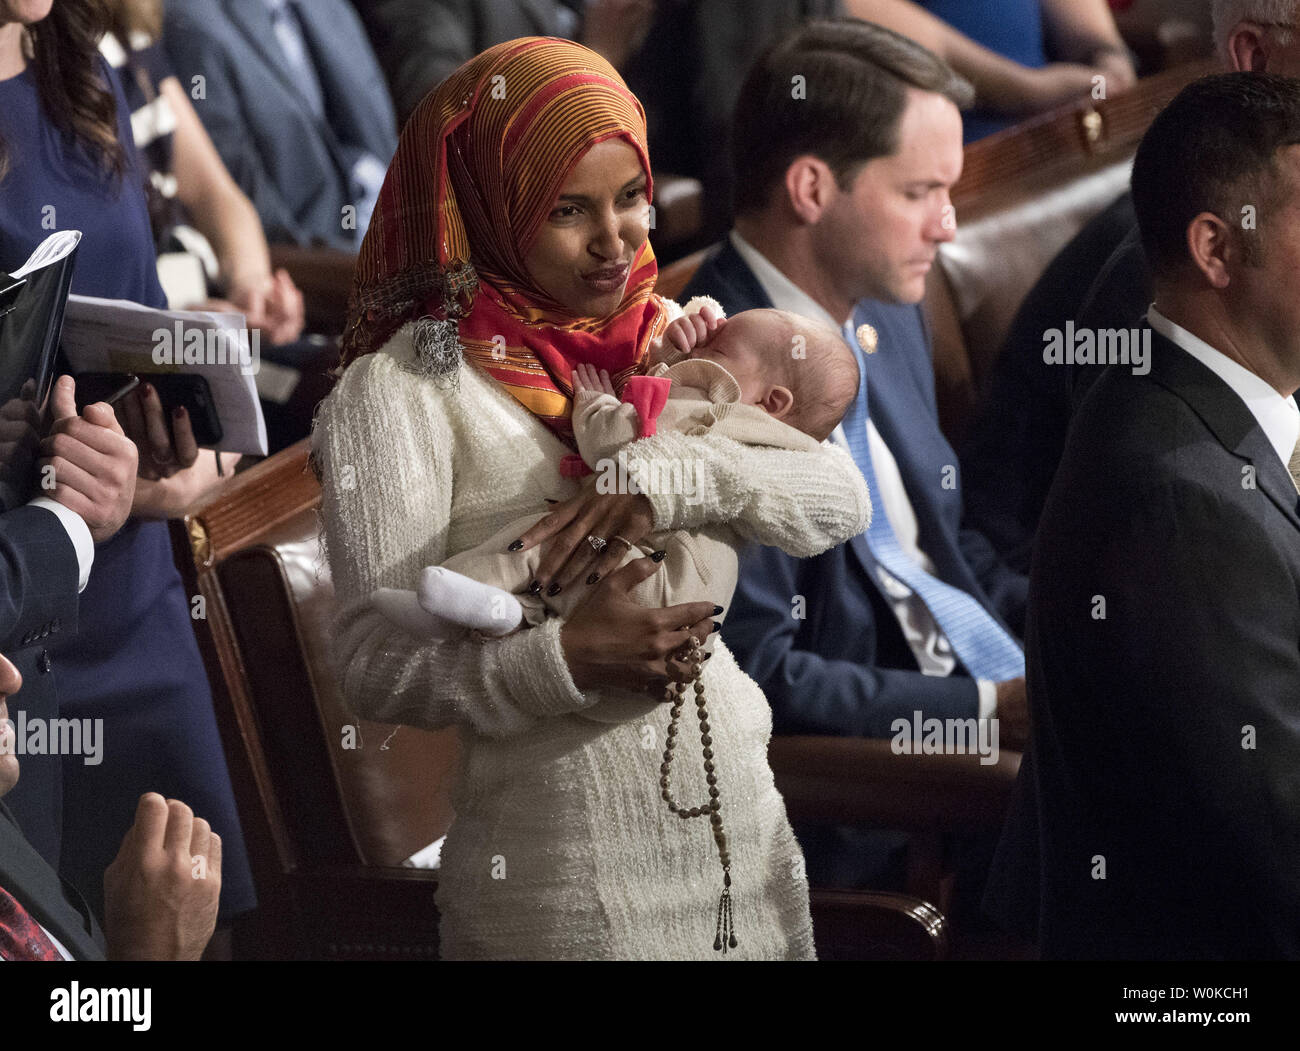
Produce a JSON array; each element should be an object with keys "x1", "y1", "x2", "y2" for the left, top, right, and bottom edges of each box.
[
  {"x1": 1186, "y1": 212, "x2": 1233, "y2": 290},
  {"x1": 1227, "y1": 23, "x2": 1270, "y2": 72},
  {"x1": 759, "y1": 385, "x2": 795, "y2": 420},
  {"x1": 783, "y1": 155, "x2": 837, "y2": 225}
]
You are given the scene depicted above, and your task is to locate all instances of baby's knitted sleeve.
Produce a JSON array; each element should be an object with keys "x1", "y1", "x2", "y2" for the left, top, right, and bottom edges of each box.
[
  {"x1": 625, "y1": 430, "x2": 871, "y2": 558},
  {"x1": 313, "y1": 352, "x2": 594, "y2": 738},
  {"x1": 571, "y1": 389, "x2": 637, "y2": 468}
]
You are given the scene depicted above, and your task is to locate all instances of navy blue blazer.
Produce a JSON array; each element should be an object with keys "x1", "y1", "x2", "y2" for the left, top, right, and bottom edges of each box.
[
  {"x1": 681, "y1": 240, "x2": 1027, "y2": 737},
  {"x1": 164, "y1": 0, "x2": 398, "y2": 251},
  {"x1": 0, "y1": 506, "x2": 79, "y2": 865}
]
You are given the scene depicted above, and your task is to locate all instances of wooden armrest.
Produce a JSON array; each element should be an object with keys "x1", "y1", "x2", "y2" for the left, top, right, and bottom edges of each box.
[
  {"x1": 303, "y1": 863, "x2": 440, "y2": 884},
  {"x1": 809, "y1": 888, "x2": 949, "y2": 960},
  {"x1": 181, "y1": 438, "x2": 317, "y2": 572},
  {"x1": 769, "y1": 735, "x2": 1021, "y2": 831},
  {"x1": 269, "y1": 244, "x2": 357, "y2": 336}
]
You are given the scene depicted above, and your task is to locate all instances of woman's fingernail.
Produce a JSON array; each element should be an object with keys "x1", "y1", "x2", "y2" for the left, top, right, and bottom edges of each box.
[
  {"x1": 586, "y1": 572, "x2": 600, "y2": 585},
  {"x1": 527, "y1": 580, "x2": 542, "y2": 595},
  {"x1": 703, "y1": 652, "x2": 713, "y2": 660},
  {"x1": 547, "y1": 582, "x2": 562, "y2": 596},
  {"x1": 712, "y1": 605, "x2": 724, "y2": 616},
  {"x1": 544, "y1": 498, "x2": 558, "y2": 505},
  {"x1": 141, "y1": 383, "x2": 154, "y2": 398},
  {"x1": 508, "y1": 539, "x2": 524, "y2": 552},
  {"x1": 173, "y1": 406, "x2": 186, "y2": 419},
  {"x1": 651, "y1": 550, "x2": 667, "y2": 563},
  {"x1": 711, "y1": 621, "x2": 721, "y2": 634}
]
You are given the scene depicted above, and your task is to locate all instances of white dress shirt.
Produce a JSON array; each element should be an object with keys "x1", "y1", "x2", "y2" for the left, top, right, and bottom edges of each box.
[
  {"x1": 728, "y1": 231, "x2": 998, "y2": 716},
  {"x1": 27, "y1": 498, "x2": 93, "y2": 592},
  {"x1": 1148, "y1": 306, "x2": 1300, "y2": 472}
]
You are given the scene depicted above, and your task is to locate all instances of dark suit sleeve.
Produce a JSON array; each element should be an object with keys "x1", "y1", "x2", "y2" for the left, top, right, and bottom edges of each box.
[
  {"x1": 0, "y1": 505, "x2": 78, "y2": 655},
  {"x1": 956, "y1": 519, "x2": 1028, "y2": 637},
  {"x1": 724, "y1": 543, "x2": 981, "y2": 739},
  {"x1": 163, "y1": 6, "x2": 311, "y2": 246}
]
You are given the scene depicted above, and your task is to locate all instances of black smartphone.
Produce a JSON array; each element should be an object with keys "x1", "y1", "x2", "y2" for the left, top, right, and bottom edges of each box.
[{"x1": 74, "y1": 371, "x2": 224, "y2": 447}]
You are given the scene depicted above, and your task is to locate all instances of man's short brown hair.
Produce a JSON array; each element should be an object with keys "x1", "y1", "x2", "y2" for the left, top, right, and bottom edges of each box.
[{"x1": 731, "y1": 17, "x2": 973, "y2": 217}]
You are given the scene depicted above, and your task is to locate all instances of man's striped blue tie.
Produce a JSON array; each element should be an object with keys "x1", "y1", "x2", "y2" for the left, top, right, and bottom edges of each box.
[{"x1": 839, "y1": 321, "x2": 1024, "y2": 681}]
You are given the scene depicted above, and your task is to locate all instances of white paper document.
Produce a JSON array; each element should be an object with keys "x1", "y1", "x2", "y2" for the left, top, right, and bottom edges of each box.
[
  {"x1": 9, "y1": 229, "x2": 81, "y2": 278},
  {"x1": 60, "y1": 295, "x2": 269, "y2": 456}
]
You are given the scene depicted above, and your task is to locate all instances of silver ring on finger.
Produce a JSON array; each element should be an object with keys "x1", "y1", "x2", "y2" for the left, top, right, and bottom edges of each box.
[
  {"x1": 609, "y1": 534, "x2": 634, "y2": 553},
  {"x1": 586, "y1": 534, "x2": 607, "y2": 554}
]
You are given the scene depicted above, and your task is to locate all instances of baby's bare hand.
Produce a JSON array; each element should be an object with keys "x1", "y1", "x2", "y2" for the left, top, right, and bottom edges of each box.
[
  {"x1": 665, "y1": 315, "x2": 703, "y2": 355},
  {"x1": 666, "y1": 307, "x2": 726, "y2": 356},
  {"x1": 572, "y1": 363, "x2": 617, "y2": 396}
]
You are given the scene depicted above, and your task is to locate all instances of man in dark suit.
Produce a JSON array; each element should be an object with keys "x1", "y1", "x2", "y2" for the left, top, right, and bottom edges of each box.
[
  {"x1": 960, "y1": 4, "x2": 1300, "y2": 575},
  {"x1": 681, "y1": 19, "x2": 1028, "y2": 890},
  {"x1": 0, "y1": 648, "x2": 105, "y2": 960},
  {"x1": 164, "y1": 0, "x2": 398, "y2": 251},
  {"x1": 989, "y1": 72, "x2": 1300, "y2": 959},
  {"x1": 2, "y1": 376, "x2": 136, "y2": 863},
  {"x1": 2, "y1": 653, "x2": 222, "y2": 960},
  {"x1": 1, "y1": 378, "x2": 221, "y2": 960}
]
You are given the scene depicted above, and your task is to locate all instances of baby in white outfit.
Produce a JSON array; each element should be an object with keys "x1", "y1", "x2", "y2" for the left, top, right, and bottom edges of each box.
[{"x1": 373, "y1": 302, "x2": 862, "y2": 720}]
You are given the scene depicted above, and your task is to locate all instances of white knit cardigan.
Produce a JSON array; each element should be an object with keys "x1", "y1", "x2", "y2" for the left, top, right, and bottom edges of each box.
[{"x1": 312, "y1": 322, "x2": 870, "y2": 960}]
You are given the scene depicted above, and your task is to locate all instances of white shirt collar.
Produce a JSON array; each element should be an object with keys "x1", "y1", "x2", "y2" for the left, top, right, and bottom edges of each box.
[
  {"x1": 728, "y1": 230, "x2": 848, "y2": 329},
  {"x1": 1148, "y1": 306, "x2": 1300, "y2": 471}
]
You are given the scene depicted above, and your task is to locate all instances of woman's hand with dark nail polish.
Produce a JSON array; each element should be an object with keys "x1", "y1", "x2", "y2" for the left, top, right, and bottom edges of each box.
[
  {"x1": 650, "y1": 549, "x2": 667, "y2": 563},
  {"x1": 711, "y1": 621, "x2": 721, "y2": 633},
  {"x1": 586, "y1": 572, "x2": 600, "y2": 585},
  {"x1": 712, "y1": 605, "x2": 724, "y2": 616},
  {"x1": 547, "y1": 582, "x2": 562, "y2": 596},
  {"x1": 528, "y1": 579, "x2": 542, "y2": 595},
  {"x1": 508, "y1": 539, "x2": 524, "y2": 552}
]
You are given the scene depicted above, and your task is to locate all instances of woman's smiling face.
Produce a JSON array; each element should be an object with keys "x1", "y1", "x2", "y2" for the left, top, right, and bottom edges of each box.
[{"x1": 523, "y1": 138, "x2": 650, "y2": 319}]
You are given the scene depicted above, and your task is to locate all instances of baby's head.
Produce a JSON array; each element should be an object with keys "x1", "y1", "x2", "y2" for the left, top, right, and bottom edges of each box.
[{"x1": 688, "y1": 308, "x2": 859, "y2": 441}]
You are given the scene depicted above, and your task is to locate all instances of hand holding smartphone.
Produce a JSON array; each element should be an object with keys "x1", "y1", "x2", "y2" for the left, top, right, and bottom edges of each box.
[
  {"x1": 74, "y1": 371, "x2": 222, "y2": 482},
  {"x1": 74, "y1": 371, "x2": 223, "y2": 446}
]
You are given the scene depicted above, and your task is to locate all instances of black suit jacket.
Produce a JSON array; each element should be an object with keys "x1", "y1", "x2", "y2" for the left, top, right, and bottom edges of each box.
[
  {"x1": 0, "y1": 504, "x2": 79, "y2": 866},
  {"x1": 990, "y1": 330, "x2": 1300, "y2": 959},
  {"x1": 0, "y1": 801, "x2": 104, "y2": 959}
]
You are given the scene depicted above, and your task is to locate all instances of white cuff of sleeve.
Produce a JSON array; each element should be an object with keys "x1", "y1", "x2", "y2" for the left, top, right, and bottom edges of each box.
[
  {"x1": 976, "y1": 678, "x2": 998, "y2": 720},
  {"x1": 28, "y1": 497, "x2": 94, "y2": 592}
]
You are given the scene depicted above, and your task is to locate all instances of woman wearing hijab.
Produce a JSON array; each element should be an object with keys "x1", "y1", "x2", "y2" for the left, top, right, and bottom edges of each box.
[{"x1": 313, "y1": 37, "x2": 870, "y2": 960}]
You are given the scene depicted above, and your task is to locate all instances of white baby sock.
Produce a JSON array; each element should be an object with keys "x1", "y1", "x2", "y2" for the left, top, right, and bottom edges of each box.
[
  {"x1": 418, "y1": 566, "x2": 523, "y2": 637},
  {"x1": 370, "y1": 588, "x2": 459, "y2": 639}
]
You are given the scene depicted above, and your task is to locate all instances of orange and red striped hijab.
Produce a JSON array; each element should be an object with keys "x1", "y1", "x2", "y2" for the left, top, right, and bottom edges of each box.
[{"x1": 341, "y1": 37, "x2": 667, "y2": 437}]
